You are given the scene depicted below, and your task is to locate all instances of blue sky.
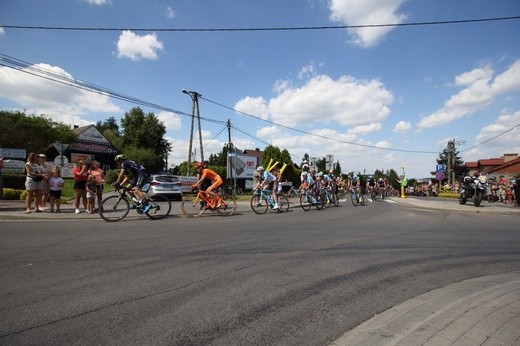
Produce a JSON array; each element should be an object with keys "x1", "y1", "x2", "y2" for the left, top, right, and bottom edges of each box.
[{"x1": 1, "y1": 0, "x2": 519, "y2": 178}]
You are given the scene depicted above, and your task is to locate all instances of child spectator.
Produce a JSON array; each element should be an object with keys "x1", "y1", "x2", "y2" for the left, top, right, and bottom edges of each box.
[
  {"x1": 88, "y1": 160, "x2": 105, "y2": 212},
  {"x1": 48, "y1": 167, "x2": 64, "y2": 212},
  {"x1": 85, "y1": 175, "x2": 97, "y2": 214}
]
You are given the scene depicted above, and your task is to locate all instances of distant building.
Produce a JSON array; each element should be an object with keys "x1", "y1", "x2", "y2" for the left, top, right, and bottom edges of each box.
[
  {"x1": 465, "y1": 153, "x2": 519, "y2": 179},
  {"x1": 45, "y1": 125, "x2": 119, "y2": 177}
]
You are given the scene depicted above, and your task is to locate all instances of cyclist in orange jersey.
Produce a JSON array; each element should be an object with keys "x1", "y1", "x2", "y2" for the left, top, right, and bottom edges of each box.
[{"x1": 192, "y1": 161, "x2": 224, "y2": 204}]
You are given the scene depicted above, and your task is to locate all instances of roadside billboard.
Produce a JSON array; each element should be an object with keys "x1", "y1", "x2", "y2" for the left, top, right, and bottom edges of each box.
[{"x1": 227, "y1": 153, "x2": 258, "y2": 179}]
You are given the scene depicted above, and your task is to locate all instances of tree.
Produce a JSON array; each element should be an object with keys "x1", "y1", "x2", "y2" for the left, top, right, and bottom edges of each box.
[
  {"x1": 0, "y1": 110, "x2": 77, "y2": 153},
  {"x1": 119, "y1": 107, "x2": 172, "y2": 173},
  {"x1": 434, "y1": 140, "x2": 465, "y2": 184}
]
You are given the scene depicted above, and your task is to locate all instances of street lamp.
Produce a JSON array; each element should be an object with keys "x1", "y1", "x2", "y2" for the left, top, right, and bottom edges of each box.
[{"x1": 181, "y1": 89, "x2": 204, "y2": 176}]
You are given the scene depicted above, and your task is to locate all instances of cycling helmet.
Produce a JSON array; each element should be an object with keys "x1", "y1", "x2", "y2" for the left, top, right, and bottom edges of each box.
[
  {"x1": 302, "y1": 164, "x2": 309, "y2": 169},
  {"x1": 257, "y1": 166, "x2": 264, "y2": 172},
  {"x1": 316, "y1": 172, "x2": 323, "y2": 177},
  {"x1": 114, "y1": 154, "x2": 127, "y2": 161},
  {"x1": 193, "y1": 161, "x2": 204, "y2": 168}
]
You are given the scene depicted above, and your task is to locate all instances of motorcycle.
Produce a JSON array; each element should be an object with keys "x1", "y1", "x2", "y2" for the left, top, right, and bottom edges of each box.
[{"x1": 459, "y1": 175, "x2": 487, "y2": 207}]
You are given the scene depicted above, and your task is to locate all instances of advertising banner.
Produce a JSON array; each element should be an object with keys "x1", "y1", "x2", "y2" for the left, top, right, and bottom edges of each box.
[{"x1": 227, "y1": 154, "x2": 258, "y2": 179}]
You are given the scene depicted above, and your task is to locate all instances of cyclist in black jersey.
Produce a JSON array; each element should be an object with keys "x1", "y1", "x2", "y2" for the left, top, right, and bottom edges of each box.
[{"x1": 113, "y1": 154, "x2": 151, "y2": 212}]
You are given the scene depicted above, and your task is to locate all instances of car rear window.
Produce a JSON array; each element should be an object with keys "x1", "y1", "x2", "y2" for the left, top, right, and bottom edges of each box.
[{"x1": 155, "y1": 176, "x2": 179, "y2": 183}]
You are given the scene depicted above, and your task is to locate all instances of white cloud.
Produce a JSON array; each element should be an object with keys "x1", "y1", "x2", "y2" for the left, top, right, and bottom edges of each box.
[
  {"x1": 166, "y1": 6, "x2": 175, "y2": 19},
  {"x1": 298, "y1": 61, "x2": 324, "y2": 79},
  {"x1": 393, "y1": 120, "x2": 412, "y2": 133},
  {"x1": 347, "y1": 122, "x2": 382, "y2": 135},
  {"x1": 157, "y1": 111, "x2": 182, "y2": 131},
  {"x1": 116, "y1": 30, "x2": 164, "y2": 61},
  {"x1": 0, "y1": 63, "x2": 120, "y2": 125},
  {"x1": 0, "y1": 27, "x2": 5, "y2": 37},
  {"x1": 267, "y1": 74, "x2": 393, "y2": 127},
  {"x1": 417, "y1": 60, "x2": 520, "y2": 129},
  {"x1": 235, "y1": 96, "x2": 270, "y2": 120},
  {"x1": 82, "y1": 0, "x2": 111, "y2": 5},
  {"x1": 328, "y1": 0, "x2": 407, "y2": 48},
  {"x1": 476, "y1": 111, "x2": 520, "y2": 147}
]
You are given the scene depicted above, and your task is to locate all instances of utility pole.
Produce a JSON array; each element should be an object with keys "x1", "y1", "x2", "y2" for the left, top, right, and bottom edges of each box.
[
  {"x1": 182, "y1": 89, "x2": 204, "y2": 175},
  {"x1": 226, "y1": 119, "x2": 235, "y2": 194}
]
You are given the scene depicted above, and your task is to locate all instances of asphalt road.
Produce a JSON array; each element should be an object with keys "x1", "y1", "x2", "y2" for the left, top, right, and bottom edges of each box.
[{"x1": 1, "y1": 200, "x2": 519, "y2": 345}]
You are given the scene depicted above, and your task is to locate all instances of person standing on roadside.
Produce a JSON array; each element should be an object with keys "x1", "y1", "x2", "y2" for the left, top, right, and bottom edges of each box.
[
  {"x1": 38, "y1": 154, "x2": 51, "y2": 210},
  {"x1": 88, "y1": 160, "x2": 105, "y2": 212},
  {"x1": 24, "y1": 152, "x2": 45, "y2": 213},
  {"x1": 73, "y1": 160, "x2": 88, "y2": 214},
  {"x1": 48, "y1": 167, "x2": 64, "y2": 213}
]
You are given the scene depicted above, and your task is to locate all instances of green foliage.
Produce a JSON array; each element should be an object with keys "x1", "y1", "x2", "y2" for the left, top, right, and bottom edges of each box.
[
  {"x1": 3, "y1": 188, "x2": 23, "y2": 200},
  {"x1": 2, "y1": 173, "x2": 26, "y2": 190},
  {"x1": 104, "y1": 169, "x2": 119, "y2": 184},
  {"x1": 438, "y1": 192, "x2": 459, "y2": 199},
  {"x1": 0, "y1": 110, "x2": 77, "y2": 152}
]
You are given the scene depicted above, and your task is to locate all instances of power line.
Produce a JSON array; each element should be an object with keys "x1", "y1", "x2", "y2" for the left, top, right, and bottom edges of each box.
[
  {"x1": 201, "y1": 96, "x2": 440, "y2": 154},
  {"x1": 460, "y1": 123, "x2": 520, "y2": 153},
  {"x1": 1, "y1": 16, "x2": 519, "y2": 32}
]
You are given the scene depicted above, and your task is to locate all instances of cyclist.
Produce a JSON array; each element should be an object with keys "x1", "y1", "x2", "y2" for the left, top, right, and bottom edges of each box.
[
  {"x1": 192, "y1": 161, "x2": 224, "y2": 207},
  {"x1": 261, "y1": 164, "x2": 280, "y2": 210},
  {"x1": 348, "y1": 171, "x2": 361, "y2": 193},
  {"x1": 113, "y1": 154, "x2": 151, "y2": 213},
  {"x1": 252, "y1": 166, "x2": 265, "y2": 192},
  {"x1": 377, "y1": 178, "x2": 387, "y2": 198},
  {"x1": 366, "y1": 176, "x2": 376, "y2": 197}
]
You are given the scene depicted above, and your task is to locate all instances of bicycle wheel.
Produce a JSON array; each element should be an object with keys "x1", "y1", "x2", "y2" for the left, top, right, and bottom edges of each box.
[
  {"x1": 300, "y1": 193, "x2": 311, "y2": 211},
  {"x1": 351, "y1": 192, "x2": 359, "y2": 206},
  {"x1": 251, "y1": 194, "x2": 268, "y2": 214},
  {"x1": 314, "y1": 191, "x2": 324, "y2": 210},
  {"x1": 332, "y1": 192, "x2": 340, "y2": 207},
  {"x1": 181, "y1": 195, "x2": 206, "y2": 218},
  {"x1": 216, "y1": 194, "x2": 237, "y2": 216},
  {"x1": 99, "y1": 195, "x2": 130, "y2": 222},
  {"x1": 146, "y1": 194, "x2": 171, "y2": 219},
  {"x1": 371, "y1": 191, "x2": 376, "y2": 203},
  {"x1": 323, "y1": 191, "x2": 331, "y2": 208},
  {"x1": 359, "y1": 194, "x2": 365, "y2": 206},
  {"x1": 277, "y1": 194, "x2": 290, "y2": 213}
]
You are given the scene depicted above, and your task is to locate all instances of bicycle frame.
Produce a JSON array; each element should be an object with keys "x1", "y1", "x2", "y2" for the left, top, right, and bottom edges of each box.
[{"x1": 182, "y1": 188, "x2": 237, "y2": 217}]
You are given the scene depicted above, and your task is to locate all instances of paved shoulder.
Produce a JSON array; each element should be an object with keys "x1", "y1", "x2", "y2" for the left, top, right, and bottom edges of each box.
[{"x1": 330, "y1": 271, "x2": 520, "y2": 345}]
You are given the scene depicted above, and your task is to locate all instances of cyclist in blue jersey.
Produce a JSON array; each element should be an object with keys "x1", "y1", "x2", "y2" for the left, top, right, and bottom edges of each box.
[
  {"x1": 113, "y1": 154, "x2": 151, "y2": 212},
  {"x1": 262, "y1": 165, "x2": 280, "y2": 210}
]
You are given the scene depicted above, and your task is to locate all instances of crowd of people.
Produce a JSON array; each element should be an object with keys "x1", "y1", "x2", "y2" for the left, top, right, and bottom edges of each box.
[{"x1": 23, "y1": 153, "x2": 106, "y2": 214}]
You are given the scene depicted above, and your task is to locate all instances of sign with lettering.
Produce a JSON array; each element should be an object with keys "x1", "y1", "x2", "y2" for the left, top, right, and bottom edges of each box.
[{"x1": 0, "y1": 148, "x2": 26, "y2": 159}]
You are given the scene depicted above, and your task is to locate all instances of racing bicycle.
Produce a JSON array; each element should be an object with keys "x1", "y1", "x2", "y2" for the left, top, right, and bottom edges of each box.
[
  {"x1": 350, "y1": 187, "x2": 365, "y2": 206},
  {"x1": 182, "y1": 187, "x2": 237, "y2": 217},
  {"x1": 250, "y1": 189, "x2": 289, "y2": 214},
  {"x1": 99, "y1": 184, "x2": 172, "y2": 222},
  {"x1": 322, "y1": 187, "x2": 340, "y2": 208},
  {"x1": 300, "y1": 188, "x2": 324, "y2": 211}
]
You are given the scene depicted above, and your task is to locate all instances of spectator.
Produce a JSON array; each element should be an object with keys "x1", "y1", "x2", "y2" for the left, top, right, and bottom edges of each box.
[
  {"x1": 73, "y1": 160, "x2": 88, "y2": 214},
  {"x1": 24, "y1": 152, "x2": 45, "y2": 213},
  {"x1": 48, "y1": 167, "x2": 64, "y2": 213},
  {"x1": 0, "y1": 156, "x2": 4, "y2": 199},
  {"x1": 85, "y1": 175, "x2": 97, "y2": 214},
  {"x1": 38, "y1": 154, "x2": 51, "y2": 210},
  {"x1": 88, "y1": 160, "x2": 105, "y2": 211},
  {"x1": 513, "y1": 178, "x2": 520, "y2": 207}
]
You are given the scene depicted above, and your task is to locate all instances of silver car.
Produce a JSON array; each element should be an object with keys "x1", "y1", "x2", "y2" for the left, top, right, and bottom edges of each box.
[{"x1": 147, "y1": 174, "x2": 183, "y2": 201}]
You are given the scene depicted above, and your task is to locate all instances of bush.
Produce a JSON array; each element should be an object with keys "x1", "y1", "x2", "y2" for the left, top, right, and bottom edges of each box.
[
  {"x1": 438, "y1": 192, "x2": 459, "y2": 199},
  {"x1": 2, "y1": 188, "x2": 23, "y2": 200},
  {"x1": 3, "y1": 174, "x2": 26, "y2": 190}
]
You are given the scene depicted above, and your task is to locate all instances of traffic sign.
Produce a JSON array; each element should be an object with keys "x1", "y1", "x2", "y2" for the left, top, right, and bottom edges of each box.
[
  {"x1": 436, "y1": 164, "x2": 445, "y2": 172},
  {"x1": 436, "y1": 172, "x2": 445, "y2": 180}
]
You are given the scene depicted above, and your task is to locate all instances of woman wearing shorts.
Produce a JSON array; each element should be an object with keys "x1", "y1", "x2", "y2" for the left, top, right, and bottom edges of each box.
[{"x1": 73, "y1": 160, "x2": 88, "y2": 214}]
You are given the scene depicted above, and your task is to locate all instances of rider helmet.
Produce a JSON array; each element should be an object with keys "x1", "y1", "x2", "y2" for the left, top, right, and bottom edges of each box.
[
  {"x1": 193, "y1": 161, "x2": 204, "y2": 169},
  {"x1": 256, "y1": 166, "x2": 264, "y2": 172},
  {"x1": 302, "y1": 164, "x2": 310, "y2": 170},
  {"x1": 114, "y1": 154, "x2": 127, "y2": 161}
]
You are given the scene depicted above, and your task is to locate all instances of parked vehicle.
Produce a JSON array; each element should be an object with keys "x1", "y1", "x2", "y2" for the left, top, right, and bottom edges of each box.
[
  {"x1": 459, "y1": 175, "x2": 486, "y2": 207},
  {"x1": 147, "y1": 175, "x2": 183, "y2": 201}
]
